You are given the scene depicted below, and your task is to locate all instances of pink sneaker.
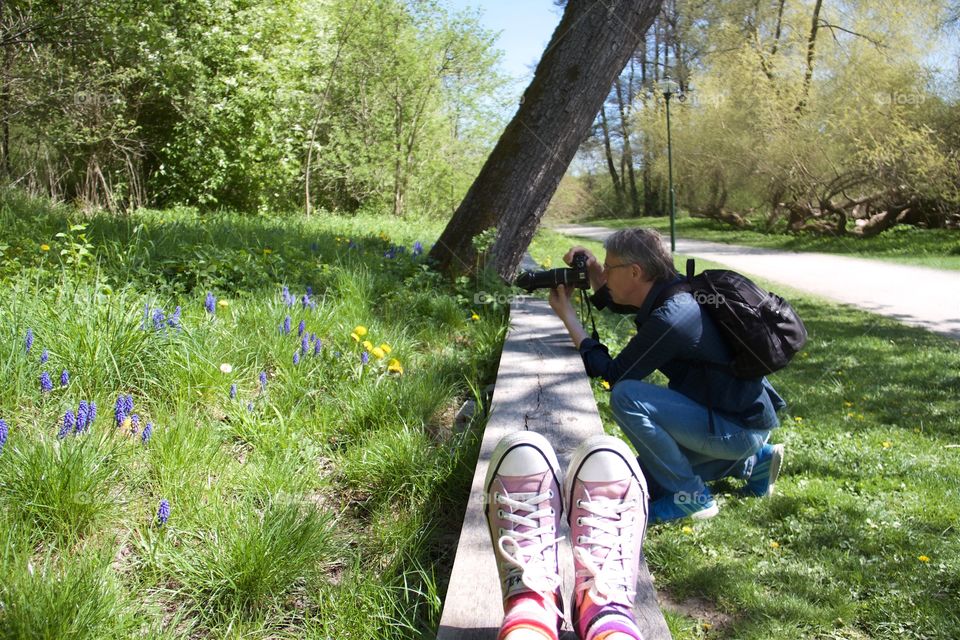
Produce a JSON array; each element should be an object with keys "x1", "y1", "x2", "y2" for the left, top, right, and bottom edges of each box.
[
  {"x1": 485, "y1": 431, "x2": 564, "y2": 639},
  {"x1": 565, "y1": 435, "x2": 649, "y2": 640}
]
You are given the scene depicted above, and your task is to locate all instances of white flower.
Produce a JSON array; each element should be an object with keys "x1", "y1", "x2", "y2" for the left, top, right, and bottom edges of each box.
[{"x1": 220, "y1": 363, "x2": 233, "y2": 374}]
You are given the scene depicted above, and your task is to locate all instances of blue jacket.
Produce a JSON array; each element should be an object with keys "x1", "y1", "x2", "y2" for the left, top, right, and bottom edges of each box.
[{"x1": 578, "y1": 279, "x2": 786, "y2": 431}]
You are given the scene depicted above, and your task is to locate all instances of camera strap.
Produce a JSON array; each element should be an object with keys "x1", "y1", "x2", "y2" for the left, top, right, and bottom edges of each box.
[{"x1": 578, "y1": 289, "x2": 599, "y2": 341}]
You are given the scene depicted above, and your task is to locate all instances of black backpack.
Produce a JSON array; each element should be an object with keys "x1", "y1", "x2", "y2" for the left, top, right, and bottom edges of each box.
[{"x1": 656, "y1": 259, "x2": 808, "y2": 378}]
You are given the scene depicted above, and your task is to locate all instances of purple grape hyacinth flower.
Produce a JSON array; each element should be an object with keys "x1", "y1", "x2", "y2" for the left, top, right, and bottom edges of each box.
[
  {"x1": 40, "y1": 371, "x2": 53, "y2": 393},
  {"x1": 168, "y1": 306, "x2": 182, "y2": 329},
  {"x1": 259, "y1": 371, "x2": 267, "y2": 390},
  {"x1": 41, "y1": 349, "x2": 49, "y2": 364},
  {"x1": 283, "y1": 316, "x2": 292, "y2": 335},
  {"x1": 230, "y1": 383, "x2": 237, "y2": 399},
  {"x1": 247, "y1": 402, "x2": 254, "y2": 412},
  {"x1": 152, "y1": 308, "x2": 166, "y2": 331},
  {"x1": 314, "y1": 339, "x2": 322, "y2": 356},
  {"x1": 60, "y1": 370, "x2": 69, "y2": 387},
  {"x1": 293, "y1": 351, "x2": 300, "y2": 365},
  {"x1": 0, "y1": 418, "x2": 7, "y2": 454},
  {"x1": 298, "y1": 320, "x2": 305, "y2": 337},
  {"x1": 157, "y1": 499, "x2": 170, "y2": 527},
  {"x1": 282, "y1": 286, "x2": 294, "y2": 307},
  {"x1": 76, "y1": 401, "x2": 89, "y2": 433},
  {"x1": 88, "y1": 401, "x2": 97, "y2": 425},
  {"x1": 25, "y1": 329, "x2": 34, "y2": 354},
  {"x1": 301, "y1": 334, "x2": 309, "y2": 356},
  {"x1": 115, "y1": 396, "x2": 126, "y2": 427},
  {"x1": 412, "y1": 241, "x2": 423, "y2": 257},
  {"x1": 142, "y1": 423, "x2": 152, "y2": 445},
  {"x1": 361, "y1": 351, "x2": 369, "y2": 365},
  {"x1": 59, "y1": 410, "x2": 75, "y2": 439},
  {"x1": 205, "y1": 292, "x2": 216, "y2": 314},
  {"x1": 130, "y1": 414, "x2": 140, "y2": 434}
]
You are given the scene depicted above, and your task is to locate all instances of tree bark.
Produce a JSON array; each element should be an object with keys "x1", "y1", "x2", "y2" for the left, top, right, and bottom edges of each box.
[
  {"x1": 598, "y1": 104, "x2": 624, "y2": 207},
  {"x1": 615, "y1": 78, "x2": 640, "y2": 217},
  {"x1": 428, "y1": 0, "x2": 662, "y2": 280},
  {"x1": 796, "y1": 0, "x2": 823, "y2": 114}
]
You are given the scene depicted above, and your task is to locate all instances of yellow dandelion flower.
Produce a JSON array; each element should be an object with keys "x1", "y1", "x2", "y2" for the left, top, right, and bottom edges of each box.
[
  {"x1": 372, "y1": 347, "x2": 385, "y2": 359},
  {"x1": 846, "y1": 412, "x2": 855, "y2": 418},
  {"x1": 351, "y1": 332, "x2": 360, "y2": 342},
  {"x1": 681, "y1": 525, "x2": 694, "y2": 535},
  {"x1": 217, "y1": 299, "x2": 229, "y2": 308},
  {"x1": 844, "y1": 401, "x2": 854, "y2": 407},
  {"x1": 882, "y1": 441, "x2": 892, "y2": 449},
  {"x1": 918, "y1": 555, "x2": 930, "y2": 563},
  {"x1": 262, "y1": 248, "x2": 273, "y2": 255},
  {"x1": 387, "y1": 358, "x2": 403, "y2": 374},
  {"x1": 770, "y1": 541, "x2": 781, "y2": 549},
  {"x1": 379, "y1": 343, "x2": 392, "y2": 354},
  {"x1": 40, "y1": 244, "x2": 51, "y2": 252},
  {"x1": 471, "y1": 312, "x2": 480, "y2": 321},
  {"x1": 856, "y1": 413, "x2": 865, "y2": 420},
  {"x1": 601, "y1": 380, "x2": 611, "y2": 390},
  {"x1": 353, "y1": 325, "x2": 368, "y2": 338},
  {"x1": 362, "y1": 340, "x2": 374, "y2": 351}
]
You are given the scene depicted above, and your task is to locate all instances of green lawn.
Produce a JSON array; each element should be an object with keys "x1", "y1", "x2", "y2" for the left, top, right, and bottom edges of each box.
[
  {"x1": 3, "y1": 197, "x2": 956, "y2": 639},
  {"x1": 531, "y1": 228, "x2": 960, "y2": 639},
  {"x1": 578, "y1": 215, "x2": 960, "y2": 271},
  {"x1": 0, "y1": 191, "x2": 505, "y2": 639}
]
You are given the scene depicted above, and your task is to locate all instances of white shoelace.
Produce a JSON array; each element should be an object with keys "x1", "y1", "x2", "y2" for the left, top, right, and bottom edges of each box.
[
  {"x1": 495, "y1": 489, "x2": 565, "y2": 619},
  {"x1": 573, "y1": 493, "x2": 639, "y2": 606}
]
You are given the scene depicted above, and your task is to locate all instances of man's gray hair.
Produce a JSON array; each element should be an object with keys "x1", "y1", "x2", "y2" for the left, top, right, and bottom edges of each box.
[{"x1": 604, "y1": 228, "x2": 678, "y2": 281}]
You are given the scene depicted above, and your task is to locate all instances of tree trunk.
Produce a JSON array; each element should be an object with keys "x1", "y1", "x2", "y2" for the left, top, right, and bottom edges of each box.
[
  {"x1": 428, "y1": 0, "x2": 662, "y2": 280},
  {"x1": 796, "y1": 0, "x2": 823, "y2": 114},
  {"x1": 599, "y1": 104, "x2": 624, "y2": 207},
  {"x1": 615, "y1": 78, "x2": 640, "y2": 217}
]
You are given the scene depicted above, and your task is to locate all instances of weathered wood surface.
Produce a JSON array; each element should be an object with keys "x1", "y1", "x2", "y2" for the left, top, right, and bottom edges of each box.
[{"x1": 437, "y1": 298, "x2": 671, "y2": 640}]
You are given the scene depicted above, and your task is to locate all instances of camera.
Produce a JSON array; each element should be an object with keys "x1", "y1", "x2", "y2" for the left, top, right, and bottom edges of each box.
[{"x1": 514, "y1": 252, "x2": 590, "y2": 292}]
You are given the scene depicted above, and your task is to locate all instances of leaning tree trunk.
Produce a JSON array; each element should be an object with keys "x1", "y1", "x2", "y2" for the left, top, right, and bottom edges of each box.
[{"x1": 428, "y1": 0, "x2": 662, "y2": 280}]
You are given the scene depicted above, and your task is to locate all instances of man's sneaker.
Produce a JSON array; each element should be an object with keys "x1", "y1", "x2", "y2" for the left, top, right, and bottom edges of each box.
[
  {"x1": 649, "y1": 487, "x2": 719, "y2": 525},
  {"x1": 566, "y1": 435, "x2": 648, "y2": 640},
  {"x1": 485, "y1": 431, "x2": 564, "y2": 639},
  {"x1": 743, "y1": 443, "x2": 785, "y2": 497}
]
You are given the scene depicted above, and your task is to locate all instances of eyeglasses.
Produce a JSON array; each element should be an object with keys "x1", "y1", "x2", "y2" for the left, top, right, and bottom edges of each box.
[{"x1": 603, "y1": 262, "x2": 633, "y2": 274}]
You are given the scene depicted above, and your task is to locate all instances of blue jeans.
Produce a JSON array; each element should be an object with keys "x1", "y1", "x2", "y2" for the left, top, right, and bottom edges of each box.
[{"x1": 609, "y1": 380, "x2": 769, "y2": 498}]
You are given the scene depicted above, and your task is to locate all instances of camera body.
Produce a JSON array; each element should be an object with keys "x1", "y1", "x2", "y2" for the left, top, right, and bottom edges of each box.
[{"x1": 514, "y1": 252, "x2": 590, "y2": 292}]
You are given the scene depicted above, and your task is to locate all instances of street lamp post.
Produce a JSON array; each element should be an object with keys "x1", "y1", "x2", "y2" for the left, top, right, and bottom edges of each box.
[{"x1": 657, "y1": 78, "x2": 682, "y2": 253}]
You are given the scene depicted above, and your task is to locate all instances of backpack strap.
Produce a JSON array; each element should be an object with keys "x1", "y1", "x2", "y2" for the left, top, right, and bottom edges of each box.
[{"x1": 651, "y1": 257, "x2": 721, "y2": 434}]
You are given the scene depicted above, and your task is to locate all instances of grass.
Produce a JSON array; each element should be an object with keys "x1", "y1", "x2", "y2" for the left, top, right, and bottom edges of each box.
[
  {"x1": 0, "y1": 189, "x2": 507, "y2": 638},
  {"x1": 575, "y1": 214, "x2": 960, "y2": 270},
  {"x1": 529, "y1": 227, "x2": 960, "y2": 639}
]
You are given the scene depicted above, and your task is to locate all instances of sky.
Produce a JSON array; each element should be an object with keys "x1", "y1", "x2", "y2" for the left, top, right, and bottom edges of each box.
[
  {"x1": 442, "y1": 1, "x2": 958, "y2": 97},
  {"x1": 443, "y1": 0, "x2": 562, "y2": 84}
]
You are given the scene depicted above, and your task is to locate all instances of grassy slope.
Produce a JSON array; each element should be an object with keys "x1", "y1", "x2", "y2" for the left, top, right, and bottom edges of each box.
[
  {"x1": 530, "y1": 228, "x2": 960, "y2": 640},
  {"x1": 578, "y1": 216, "x2": 960, "y2": 271},
  {"x1": 0, "y1": 191, "x2": 507, "y2": 639}
]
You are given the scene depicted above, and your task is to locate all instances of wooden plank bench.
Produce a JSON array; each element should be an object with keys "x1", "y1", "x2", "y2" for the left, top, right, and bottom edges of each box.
[{"x1": 437, "y1": 297, "x2": 671, "y2": 640}]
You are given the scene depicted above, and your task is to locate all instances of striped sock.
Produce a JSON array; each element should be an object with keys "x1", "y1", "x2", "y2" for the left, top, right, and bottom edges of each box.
[
  {"x1": 499, "y1": 592, "x2": 560, "y2": 640},
  {"x1": 577, "y1": 594, "x2": 643, "y2": 640}
]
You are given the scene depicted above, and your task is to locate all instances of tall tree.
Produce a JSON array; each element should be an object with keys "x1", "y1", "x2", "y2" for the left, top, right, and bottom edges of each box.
[{"x1": 429, "y1": 0, "x2": 662, "y2": 279}]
